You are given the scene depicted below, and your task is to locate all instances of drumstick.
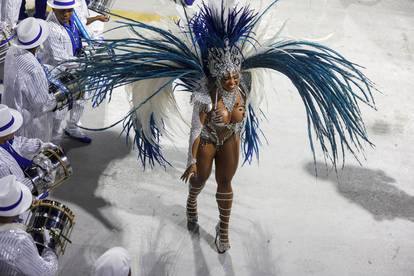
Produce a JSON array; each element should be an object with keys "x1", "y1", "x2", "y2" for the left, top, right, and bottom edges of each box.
[{"x1": 51, "y1": 229, "x2": 72, "y2": 244}]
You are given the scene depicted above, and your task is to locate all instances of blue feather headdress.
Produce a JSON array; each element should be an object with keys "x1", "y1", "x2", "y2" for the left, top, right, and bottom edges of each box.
[{"x1": 65, "y1": 0, "x2": 375, "y2": 168}]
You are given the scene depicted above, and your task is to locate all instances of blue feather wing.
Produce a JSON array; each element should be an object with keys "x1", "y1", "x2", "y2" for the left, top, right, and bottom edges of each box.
[
  {"x1": 242, "y1": 40, "x2": 376, "y2": 166},
  {"x1": 67, "y1": 21, "x2": 204, "y2": 168}
]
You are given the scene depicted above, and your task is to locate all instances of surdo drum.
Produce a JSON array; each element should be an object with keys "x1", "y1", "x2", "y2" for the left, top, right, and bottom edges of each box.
[
  {"x1": 24, "y1": 147, "x2": 73, "y2": 195},
  {"x1": 26, "y1": 199, "x2": 75, "y2": 256},
  {"x1": 49, "y1": 71, "x2": 84, "y2": 110}
]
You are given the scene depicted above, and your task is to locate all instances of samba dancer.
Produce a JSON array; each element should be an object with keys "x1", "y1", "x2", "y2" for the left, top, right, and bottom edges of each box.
[
  {"x1": 2, "y1": 18, "x2": 57, "y2": 142},
  {"x1": 0, "y1": 175, "x2": 58, "y2": 276},
  {"x1": 0, "y1": 104, "x2": 56, "y2": 193},
  {"x1": 180, "y1": 45, "x2": 246, "y2": 252},
  {"x1": 66, "y1": 0, "x2": 375, "y2": 253}
]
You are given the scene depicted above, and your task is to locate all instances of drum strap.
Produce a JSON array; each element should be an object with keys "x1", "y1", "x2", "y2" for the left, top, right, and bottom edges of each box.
[
  {"x1": 0, "y1": 140, "x2": 33, "y2": 170},
  {"x1": 64, "y1": 16, "x2": 82, "y2": 56}
]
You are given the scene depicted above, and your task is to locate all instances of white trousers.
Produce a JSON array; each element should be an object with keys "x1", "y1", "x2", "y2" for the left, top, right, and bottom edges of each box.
[{"x1": 52, "y1": 100, "x2": 85, "y2": 143}]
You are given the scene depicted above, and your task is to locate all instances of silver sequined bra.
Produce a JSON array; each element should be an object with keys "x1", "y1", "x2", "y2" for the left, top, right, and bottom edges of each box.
[{"x1": 0, "y1": 224, "x2": 58, "y2": 276}]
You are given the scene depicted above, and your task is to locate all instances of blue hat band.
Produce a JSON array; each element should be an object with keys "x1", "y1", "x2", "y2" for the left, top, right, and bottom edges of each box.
[
  {"x1": 0, "y1": 116, "x2": 14, "y2": 132},
  {"x1": 0, "y1": 191, "x2": 23, "y2": 212},
  {"x1": 53, "y1": 0, "x2": 76, "y2": 6}
]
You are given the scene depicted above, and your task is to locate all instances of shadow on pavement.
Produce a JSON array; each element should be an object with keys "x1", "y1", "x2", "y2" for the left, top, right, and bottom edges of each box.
[
  {"x1": 53, "y1": 130, "x2": 131, "y2": 230},
  {"x1": 304, "y1": 162, "x2": 414, "y2": 222},
  {"x1": 242, "y1": 222, "x2": 279, "y2": 276}
]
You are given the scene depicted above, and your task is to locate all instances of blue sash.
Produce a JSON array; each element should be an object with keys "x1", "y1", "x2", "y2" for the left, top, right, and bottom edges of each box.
[
  {"x1": 64, "y1": 16, "x2": 82, "y2": 56},
  {"x1": 0, "y1": 140, "x2": 33, "y2": 170}
]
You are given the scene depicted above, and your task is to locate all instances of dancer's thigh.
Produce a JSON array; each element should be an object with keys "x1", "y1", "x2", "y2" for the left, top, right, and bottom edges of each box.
[{"x1": 215, "y1": 135, "x2": 240, "y2": 185}]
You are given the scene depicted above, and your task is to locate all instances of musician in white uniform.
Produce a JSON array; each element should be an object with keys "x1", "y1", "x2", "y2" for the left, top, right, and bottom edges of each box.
[
  {"x1": 0, "y1": 0, "x2": 22, "y2": 83},
  {"x1": 0, "y1": 104, "x2": 54, "y2": 193},
  {"x1": 2, "y1": 17, "x2": 57, "y2": 142},
  {"x1": 0, "y1": 0, "x2": 22, "y2": 28},
  {"x1": 0, "y1": 175, "x2": 58, "y2": 276},
  {"x1": 38, "y1": 0, "x2": 107, "y2": 144}
]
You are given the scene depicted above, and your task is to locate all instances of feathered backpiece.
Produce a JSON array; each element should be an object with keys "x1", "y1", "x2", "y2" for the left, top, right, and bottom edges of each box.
[{"x1": 66, "y1": 0, "x2": 375, "y2": 168}]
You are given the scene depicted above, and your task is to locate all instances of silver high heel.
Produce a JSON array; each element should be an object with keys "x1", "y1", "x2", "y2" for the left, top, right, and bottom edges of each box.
[{"x1": 215, "y1": 223, "x2": 230, "y2": 253}]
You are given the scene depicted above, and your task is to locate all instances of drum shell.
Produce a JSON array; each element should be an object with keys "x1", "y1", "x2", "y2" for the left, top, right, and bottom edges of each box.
[
  {"x1": 24, "y1": 148, "x2": 73, "y2": 194},
  {"x1": 26, "y1": 200, "x2": 75, "y2": 256},
  {"x1": 48, "y1": 72, "x2": 84, "y2": 110}
]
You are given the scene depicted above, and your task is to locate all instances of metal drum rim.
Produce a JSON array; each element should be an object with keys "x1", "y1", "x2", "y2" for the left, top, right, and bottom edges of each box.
[{"x1": 31, "y1": 200, "x2": 75, "y2": 221}]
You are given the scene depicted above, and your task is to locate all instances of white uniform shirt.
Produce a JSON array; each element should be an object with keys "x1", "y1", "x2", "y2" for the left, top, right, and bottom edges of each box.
[
  {"x1": 2, "y1": 46, "x2": 57, "y2": 141},
  {"x1": 75, "y1": 0, "x2": 89, "y2": 26},
  {"x1": 0, "y1": 135, "x2": 44, "y2": 191},
  {"x1": 76, "y1": 0, "x2": 107, "y2": 39},
  {"x1": 0, "y1": 0, "x2": 22, "y2": 28},
  {"x1": 37, "y1": 12, "x2": 74, "y2": 68},
  {"x1": 0, "y1": 223, "x2": 58, "y2": 276}
]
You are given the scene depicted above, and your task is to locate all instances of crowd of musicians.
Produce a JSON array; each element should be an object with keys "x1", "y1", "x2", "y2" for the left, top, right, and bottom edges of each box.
[{"x1": 0, "y1": 0, "x2": 132, "y2": 275}]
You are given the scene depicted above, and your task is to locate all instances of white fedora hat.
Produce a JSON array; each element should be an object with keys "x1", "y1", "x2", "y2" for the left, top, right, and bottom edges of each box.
[
  {"x1": 0, "y1": 104, "x2": 23, "y2": 138},
  {"x1": 47, "y1": 0, "x2": 80, "y2": 9},
  {"x1": 0, "y1": 175, "x2": 33, "y2": 217},
  {"x1": 94, "y1": 247, "x2": 131, "y2": 276},
  {"x1": 12, "y1": 18, "x2": 50, "y2": 50}
]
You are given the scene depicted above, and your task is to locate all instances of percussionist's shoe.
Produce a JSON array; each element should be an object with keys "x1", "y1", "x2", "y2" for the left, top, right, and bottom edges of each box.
[{"x1": 64, "y1": 128, "x2": 92, "y2": 144}]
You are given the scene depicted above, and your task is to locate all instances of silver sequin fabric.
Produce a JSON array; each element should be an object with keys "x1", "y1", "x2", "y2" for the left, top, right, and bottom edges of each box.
[{"x1": 0, "y1": 224, "x2": 58, "y2": 276}]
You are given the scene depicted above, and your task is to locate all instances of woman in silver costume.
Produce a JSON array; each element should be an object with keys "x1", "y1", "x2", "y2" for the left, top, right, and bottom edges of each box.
[{"x1": 181, "y1": 43, "x2": 247, "y2": 253}]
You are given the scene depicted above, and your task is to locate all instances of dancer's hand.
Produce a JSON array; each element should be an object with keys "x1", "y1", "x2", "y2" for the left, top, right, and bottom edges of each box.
[
  {"x1": 41, "y1": 142, "x2": 59, "y2": 151},
  {"x1": 211, "y1": 110, "x2": 225, "y2": 127},
  {"x1": 181, "y1": 164, "x2": 197, "y2": 183}
]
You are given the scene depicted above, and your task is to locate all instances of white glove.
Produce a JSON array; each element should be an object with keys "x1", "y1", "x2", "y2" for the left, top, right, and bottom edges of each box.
[
  {"x1": 42, "y1": 229, "x2": 57, "y2": 252},
  {"x1": 43, "y1": 171, "x2": 56, "y2": 185},
  {"x1": 41, "y1": 142, "x2": 59, "y2": 151}
]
